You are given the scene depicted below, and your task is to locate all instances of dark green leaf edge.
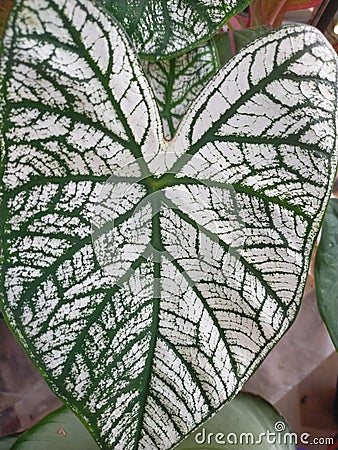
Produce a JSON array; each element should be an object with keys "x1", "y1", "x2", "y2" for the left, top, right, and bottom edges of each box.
[{"x1": 315, "y1": 197, "x2": 338, "y2": 351}]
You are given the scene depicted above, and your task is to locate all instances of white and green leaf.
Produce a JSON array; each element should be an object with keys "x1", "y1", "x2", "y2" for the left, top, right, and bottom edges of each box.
[
  {"x1": 0, "y1": 1, "x2": 338, "y2": 450},
  {"x1": 142, "y1": 41, "x2": 219, "y2": 139},
  {"x1": 97, "y1": 0, "x2": 252, "y2": 59}
]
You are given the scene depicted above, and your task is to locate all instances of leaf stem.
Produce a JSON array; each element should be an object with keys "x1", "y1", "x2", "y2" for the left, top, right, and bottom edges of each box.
[{"x1": 269, "y1": 0, "x2": 288, "y2": 26}]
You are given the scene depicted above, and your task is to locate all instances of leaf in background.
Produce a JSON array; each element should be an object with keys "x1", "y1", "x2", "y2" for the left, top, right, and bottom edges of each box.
[
  {"x1": 0, "y1": 437, "x2": 18, "y2": 450},
  {"x1": 142, "y1": 42, "x2": 219, "y2": 140},
  {"x1": 315, "y1": 198, "x2": 338, "y2": 351},
  {"x1": 177, "y1": 392, "x2": 295, "y2": 450},
  {"x1": 249, "y1": 0, "x2": 323, "y2": 28},
  {"x1": 1, "y1": 0, "x2": 338, "y2": 449},
  {"x1": 213, "y1": 26, "x2": 270, "y2": 66},
  {"x1": 8, "y1": 393, "x2": 295, "y2": 450},
  {"x1": 10, "y1": 406, "x2": 98, "y2": 450},
  {"x1": 97, "y1": 0, "x2": 253, "y2": 60},
  {"x1": 226, "y1": 15, "x2": 247, "y2": 30}
]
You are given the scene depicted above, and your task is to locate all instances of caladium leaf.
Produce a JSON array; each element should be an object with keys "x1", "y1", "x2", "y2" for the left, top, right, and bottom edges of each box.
[
  {"x1": 142, "y1": 42, "x2": 219, "y2": 140},
  {"x1": 97, "y1": 0, "x2": 252, "y2": 60},
  {"x1": 315, "y1": 198, "x2": 338, "y2": 351},
  {"x1": 0, "y1": 0, "x2": 337, "y2": 449},
  {"x1": 249, "y1": 0, "x2": 323, "y2": 28}
]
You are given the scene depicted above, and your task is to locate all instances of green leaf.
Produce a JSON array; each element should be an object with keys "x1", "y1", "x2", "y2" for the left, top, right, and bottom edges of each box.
[
  {"x1": 315, "y1": 198, "x2": 338, "y2": 351},
  {"x1": 1, "y1": 0, "x2": 338, "y2": 449},
  {"x1": 213, "y1": 26, "x2": 271, "y2": 66},
  {"x1": 0, "y1": 437, "x2": 18, "y2": 450},
  {"x1": 177, "y1": 392, "x2": 295, "y2": 450},
  {"x1": 10, "y1": 406, "x2": 98, "y2": 450},
  {"x1": 142, "y1": 41, "x2": 219, "y2": 139},
  {"x1": 97, "y1": 0, "x2": 252, "y2": 60}
]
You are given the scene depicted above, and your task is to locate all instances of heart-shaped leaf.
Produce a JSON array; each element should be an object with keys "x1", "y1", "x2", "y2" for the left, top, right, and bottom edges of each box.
[
  {"x1": 97, "y1": 0, "x2": 252, "y2": 59},
  {"x1": 249, "y1": 0, "x2": 323, "y2": 28},
  {"x1": 142, "y1": 41, "x2": 219, "y2": 139},
  {"x1": 315, "y1": 198, "x2": 338, "y2": 351},
  {"x1": 1, "y1": 0, "x2": 337, "y2": 449}
]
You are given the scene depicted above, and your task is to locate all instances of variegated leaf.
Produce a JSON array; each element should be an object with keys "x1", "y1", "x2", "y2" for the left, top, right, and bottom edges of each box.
[
  {"x1": 97, "y1": 0, "x2": 252, "y2": 59},
  {"x1": 1, "y1": 1, "x2": 338, "y2": 449},
  {"x1": 142, "y1": 42, "x2": 219, "y2": 139}
]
